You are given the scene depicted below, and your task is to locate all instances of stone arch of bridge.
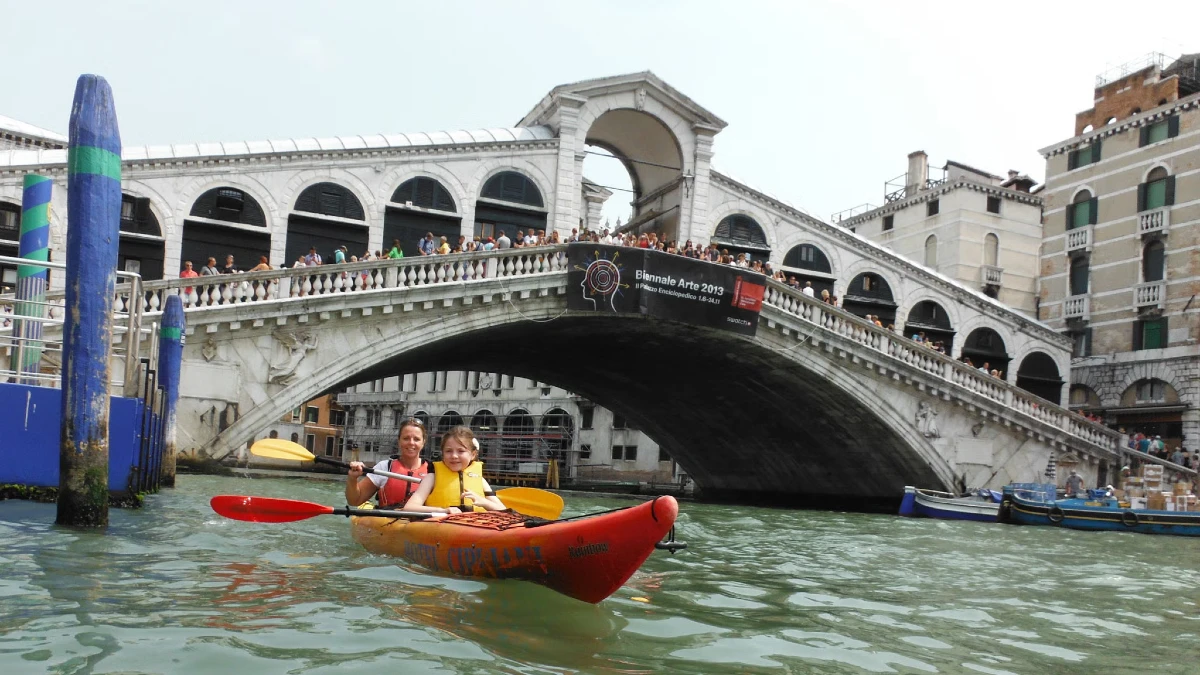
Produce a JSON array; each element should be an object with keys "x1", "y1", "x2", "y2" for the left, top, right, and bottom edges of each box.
[{"x1": 206, "y1": 301, "x2": 948, "y2": 507}]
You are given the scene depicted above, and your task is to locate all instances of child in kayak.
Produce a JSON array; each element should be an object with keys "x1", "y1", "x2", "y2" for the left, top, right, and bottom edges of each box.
[{"x1": 404, "y1": 426, "x2": 506, "y2": 517}]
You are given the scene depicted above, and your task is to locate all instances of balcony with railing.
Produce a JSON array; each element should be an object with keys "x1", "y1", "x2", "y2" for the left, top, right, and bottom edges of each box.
[
  {"x1": 1063, "y1": 295, "x2": 1090, "y2": 320},
  {"x1": 1065, "y1": 225, "x2": 1093, "y2": 253},
  {"x1": 1138, "y1": 207, "x2": 1170, "y2": 236},
  {"x1": 980, "y1": 265, "x2": 1003, "y2": 287},
  {"x1": 1134, "y1": 281, "x2": 1165, "y2": 309}
]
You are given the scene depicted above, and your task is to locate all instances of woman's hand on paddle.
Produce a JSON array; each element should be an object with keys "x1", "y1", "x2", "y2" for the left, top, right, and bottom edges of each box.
[{"x1": 347, "y1": 461, "x2": 365, "y2": 479}]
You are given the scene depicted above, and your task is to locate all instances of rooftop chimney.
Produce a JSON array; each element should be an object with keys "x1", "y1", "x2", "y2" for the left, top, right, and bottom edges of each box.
[{"x1": 906, "y1": 151, "x2": 928, "y2": 196}]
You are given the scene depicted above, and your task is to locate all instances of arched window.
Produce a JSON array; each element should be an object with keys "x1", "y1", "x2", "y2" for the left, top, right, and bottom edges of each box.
[
  {"x1": 117, "y1": 194, "x2": 165, "y2": 281},
  {"x1": 782, "y1": 244, "x2": 831, "y2": 273},
  {"x1": 904, "y1": 300, "x2": 955, "y2": 351},
  {"x1": 962, "y1": 327, "x2": 1010, "y2": 379},
  {"x1": 713, "y1": 215, "x2": 769, "y2": 251},
  {"x1": 1069, "y1": 256, "x2": 1090, "y2": 295},
  {"x1": 288, "y1": 182, "x2": 368, "y2": 266},
  {"x1": 923, "y1": 235, "x2": 937, "y2": 267},
  {"x1": 386, "y1": 176, "x2": 463, "y2": 257},
  {"x1": 474, "y1": 171, "x2": 545, "y2": 243},
  {"x1": 541, "y1": 407, "x2": 573, "y2": 456},
  {"x1": 0, "y1": 201, "x2": 21, "y2": 293},
  {"x1": 1068, "y1": 190, "x2": 1095, "y2": 230},
  {"x1": 190, "y1": 187, "x2": 267, "y2": 226},
  {"x1": 1016, "y1": 352, "x2": 1064, "y2": 404},
  {"x1": 1139, "y1": 167, "x2": 1174, "y2": 212},
  {"x1": 1121, "y1": 378, "x2": 1179, "y2": 407},
  {"x1": 481, "y1": 171, "x2": 543, "y2": 207},
  {"x1": 183, "y1": 187, "x2": 271, "y2": 273},
  {"x1": 296, "y1": 183, "x2": 365, "y2": 220},
  {"x1": 842, "y1": 272, "x2": 897, "y2": 324},
  {"x1": 391, "y1": 177, "x2": 457, "y2": 212},
  {"x1": 504, "y1": 408, "x2": 535, "y2": 460},
  {"x1": 1069, "y1": 384, "x2": 1100, "y2": 408},
  {"x1": 1142, "y1": 240, "x2": 1165, "y2": 282},
  {"x1": 984, "y1": 233, "x2": 999, "y2": 268},
  {"x1": 471, "y1": 409, "x2": 497, "y2": 432}
]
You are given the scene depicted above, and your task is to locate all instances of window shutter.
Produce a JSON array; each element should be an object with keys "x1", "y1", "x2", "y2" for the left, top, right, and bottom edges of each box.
[
  {"x1": 1168, "y1": 115, "x2": 1180, "y2": 138},
  {"x1": 1139, "y1": 126, "x2": 1150, "y2": 147},
  {"x1": 1088, "y1": 197, "x2": 1098, "y2": 225},
  {"x1": 1067, "y1": 150, "x2": 1078, "y2": 171},
  {"x1": 1133, "y1": 322, "x2": 1143, "y2": 351},
  {"x1": 1137, "y1": 183, "x2": 1147, "y2": 212},
  {"x1": 1165, "y1": 176, "x2": 1176, "y2": 206},
  {"x1": 1084, "y1": 327, "x2": 1093, "y2": 357},
  {"x1": 1091, "y1": 141, "x2": 1102, "y2": 163}
]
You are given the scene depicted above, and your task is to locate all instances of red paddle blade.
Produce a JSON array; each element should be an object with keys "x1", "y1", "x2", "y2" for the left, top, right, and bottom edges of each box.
[{"x1": 210, "y1": 495, "x2": 335, "y2": 523}]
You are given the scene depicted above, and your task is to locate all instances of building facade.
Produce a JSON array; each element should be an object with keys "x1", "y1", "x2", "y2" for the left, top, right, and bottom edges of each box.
[
  {"x1": 834, "y1": 151, "x2": 1042, "y2": 319},
  {"x1": 1038, "y1": 53, "x2": 1200, "y2": 451},
  {"x1": 335, "y1": 372, "x2": 676, "y2": 486}
]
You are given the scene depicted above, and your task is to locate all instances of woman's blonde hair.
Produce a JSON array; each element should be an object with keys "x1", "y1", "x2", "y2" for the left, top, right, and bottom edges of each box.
[{"x1": 441, "y1": 425, "x2": 479, "y2": 458}]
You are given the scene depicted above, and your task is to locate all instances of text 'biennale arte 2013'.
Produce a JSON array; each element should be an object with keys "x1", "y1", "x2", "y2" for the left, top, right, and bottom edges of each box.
[{"x1": 567, "y1": 244, "x2": 766, "y2": 336}]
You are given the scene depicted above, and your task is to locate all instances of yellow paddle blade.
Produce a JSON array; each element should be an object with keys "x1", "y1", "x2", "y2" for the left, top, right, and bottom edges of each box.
[
  {"x1": 250, "y1": 438, "x2": 316, "y2": 462},
  {"x1": 498, "y1": 487, "x2": 564, "y2": 520}
]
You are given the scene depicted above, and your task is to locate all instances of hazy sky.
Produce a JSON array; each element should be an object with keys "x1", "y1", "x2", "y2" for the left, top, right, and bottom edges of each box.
[{"x1": 4, "y1": 1, "x2": 1197, "y2": 225}]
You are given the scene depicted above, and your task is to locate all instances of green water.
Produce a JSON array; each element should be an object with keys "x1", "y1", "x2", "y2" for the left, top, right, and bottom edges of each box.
[{"x1": 1, "y1": 476, "x2": 1197, "y2": 674}]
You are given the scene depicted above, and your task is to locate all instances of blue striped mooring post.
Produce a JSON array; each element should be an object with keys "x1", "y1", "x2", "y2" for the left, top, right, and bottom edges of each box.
[
  {"x1": 157, "y1": 295, "x2": 184, "y2": 487},
  {"x1": 13, "y1": 174, "x2": 52, "y2": 382},
  {"x1": 57, "y1": 74, "x2": 122, "y2": 529}
]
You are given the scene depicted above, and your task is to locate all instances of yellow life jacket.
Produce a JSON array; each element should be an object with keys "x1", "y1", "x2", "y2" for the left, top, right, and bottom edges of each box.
[{"x1": 428, "y1": 460, "x2": 487, "y2": 512}]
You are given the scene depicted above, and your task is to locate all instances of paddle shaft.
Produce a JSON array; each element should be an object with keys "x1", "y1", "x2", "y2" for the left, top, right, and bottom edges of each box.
[
  {"x1": 315, "y1": 455, "x2": 419, "y2": 483},
  {"x1": 334, "y1": 505, "x2": 430, "y2": 519}
]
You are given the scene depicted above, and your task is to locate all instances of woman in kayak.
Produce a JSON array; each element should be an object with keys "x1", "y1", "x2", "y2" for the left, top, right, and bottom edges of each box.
[
  {"x1": 404, "y1": 426, "x2": 506, "y2": 516},
  {"x1": 345, "y1": 418, "x2": 431, "y2": 508}
]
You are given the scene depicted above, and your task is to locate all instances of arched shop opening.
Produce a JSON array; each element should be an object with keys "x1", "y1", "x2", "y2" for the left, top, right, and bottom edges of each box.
[
  {"x1": 471, "y1": 409, "x2": 499, "y2": 461},
  {"x1": 584, "y1": 109, "x2": 683, "y2": 240},
  {"x1": 961, "y1": 327, "x2": 1010, "y2": 379},
  {"x1": 541, "y1": 407, "x2": 573, "y2": 459},
  {"x1": 286, "y1": 183, "x2": 367, "y2": 265},
  {"x1": 903, "y1": 300, "x2": 954, "y2": 351},
  {"x1": 712, "y1": 214, "x2": 770, "y2": 263},
  {"x1": 781, "y1": 243, "x2": 834, "y2": 296},
  {"x1": 433, "y1": 410, "x2": 464, "y2": 456},
  {"x1": 474, "y1": 172, "x2": 545, "y2": 243},
  {"x1": 385, "y1": 177, "x2": 460, "y2": 257},
  {"x1": 1116, "y1": 379, "x2": 1184, "y2": 449},
  {"x1": 842, "y1": 272, "x2": 897, "y2": 325},
  {"x1": 182, "y1": 187, "x2": 270, "y2": 271},
  {"x1": 1015, "y1": 352, "x2": 1064, "y2": 405},
  {"x1": 0, "y1": 201, "x2": 22, "y2": 293},
  {"x1": 119, "y1": 194, "x2": 165, "y2": 280},
  {"x1": 503, "y1": 408, "x2": 535, "y2": 464}
]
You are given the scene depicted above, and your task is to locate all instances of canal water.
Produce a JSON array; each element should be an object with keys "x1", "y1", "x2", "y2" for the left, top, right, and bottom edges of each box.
[{"x1": 1, "y1": 475, "x2": 1197, "y2": 674}]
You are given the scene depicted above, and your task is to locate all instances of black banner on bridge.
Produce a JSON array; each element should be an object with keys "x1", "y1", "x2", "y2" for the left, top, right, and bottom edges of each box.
[{"x1": 566, "y1": 243, "x2": 765, "y2": 336}]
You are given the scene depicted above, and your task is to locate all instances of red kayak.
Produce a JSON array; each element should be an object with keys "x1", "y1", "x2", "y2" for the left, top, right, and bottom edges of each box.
[{"x1": 350, "y1": 496, "x2": 679, "y2": 603}]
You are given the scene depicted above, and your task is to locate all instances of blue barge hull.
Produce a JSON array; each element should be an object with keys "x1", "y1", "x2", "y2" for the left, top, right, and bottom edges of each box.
[{"x1": 1000, "y1": 487, "x2": 1200, "y2": 537}]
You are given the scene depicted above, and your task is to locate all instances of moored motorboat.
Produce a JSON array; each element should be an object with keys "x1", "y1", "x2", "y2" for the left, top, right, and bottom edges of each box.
[
  {"x1": 350, "y1": 495, "x2": 679, "y2": 603},
  {"x1": 999, "y1": 486, "x2": 1200, "y2": 537},
  {"x1": 899, "y1": 485, "x2": 1001, "y2": 522}
]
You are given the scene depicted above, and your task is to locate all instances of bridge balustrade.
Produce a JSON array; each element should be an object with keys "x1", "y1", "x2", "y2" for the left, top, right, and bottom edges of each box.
[
  {"x1": 30, "y1": 244, "x2": 1124, "y2": 459},
  {"x1": 41, "y1": 246, "x2": 572, "y2": 317},
  {"x1": 761, "y1": 282, "x2": 1121, "y2": 455}
]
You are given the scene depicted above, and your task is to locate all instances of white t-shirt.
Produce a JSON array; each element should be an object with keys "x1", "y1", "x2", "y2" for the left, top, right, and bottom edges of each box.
[
  {"x1": 366, "y1": 458, "x2": 393, "y2": 489},
  {"x1": 802, "y1": 286, "x2": 815, "y2": 297}
]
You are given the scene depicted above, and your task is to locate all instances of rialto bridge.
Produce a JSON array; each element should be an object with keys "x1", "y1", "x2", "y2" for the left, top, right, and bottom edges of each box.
[
  {"x1": 31, "y1": 247, "x2": 1119, "y2": 506},
  {"x1": 1, "y1": 72, "x2": 1125, "y2": 503}
]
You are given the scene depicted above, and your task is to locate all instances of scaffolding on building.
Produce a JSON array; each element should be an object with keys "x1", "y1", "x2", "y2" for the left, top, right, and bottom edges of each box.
[{"x1": 343, "y1": 411, "x2": 576, "y2": 488}]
